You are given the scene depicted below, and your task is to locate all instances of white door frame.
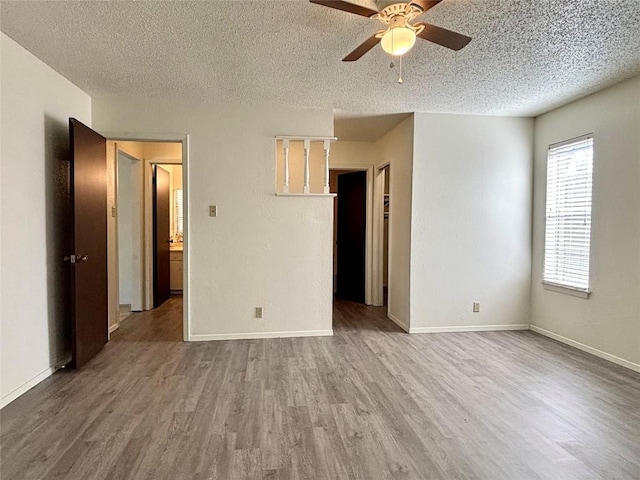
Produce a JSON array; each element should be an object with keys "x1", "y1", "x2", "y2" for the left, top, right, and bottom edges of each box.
[
  {"x1": 331, "y1": 165, "x2": 378, "y2": 306},
  {"x1": 374, "y1": 163, "x2": 390, "y2": 309},
  {"x1": 105, "y1": 133, "x2": 190, "y2": 342}
]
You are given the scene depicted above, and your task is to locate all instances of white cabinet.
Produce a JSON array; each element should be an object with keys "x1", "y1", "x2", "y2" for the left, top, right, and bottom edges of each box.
[{"x1": 170, "y1": 250, "x2": 183, "y2": 292}]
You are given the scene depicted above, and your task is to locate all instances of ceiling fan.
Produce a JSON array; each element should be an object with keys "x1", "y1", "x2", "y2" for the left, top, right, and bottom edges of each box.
[{"x1": 310, "y1": 0, "x2": 471, "y2": 61}]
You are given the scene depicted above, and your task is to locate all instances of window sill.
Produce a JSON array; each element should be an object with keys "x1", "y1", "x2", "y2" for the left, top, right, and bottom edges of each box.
[{"x1": 542, "y1": 281, "x2": 591, "y2": 299}]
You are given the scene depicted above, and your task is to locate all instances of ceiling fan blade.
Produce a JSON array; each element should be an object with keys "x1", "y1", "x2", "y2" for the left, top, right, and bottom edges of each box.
[
  {"x1": 342, "y1": 35, "x2": 381, "y2": 61},
  {"x1": 416, "y1": 23, "x2": 472, "y2": 51},
  {"x1": 309, "y1": 0, "x2": 379, "y2": 18},
  {"x1": 409, "y1": 1, "x2": 443, "y2": 13}
]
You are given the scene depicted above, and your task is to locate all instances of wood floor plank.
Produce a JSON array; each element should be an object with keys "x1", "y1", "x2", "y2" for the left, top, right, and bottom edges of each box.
[{"x1": 1, "y1": 296, "x2": 639, "y2": 479}]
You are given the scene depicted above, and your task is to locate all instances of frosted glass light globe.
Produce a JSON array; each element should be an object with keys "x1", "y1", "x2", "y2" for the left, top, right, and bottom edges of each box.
[{"x1": 381, "y1": 27, "x2": 416, "y2": 56}]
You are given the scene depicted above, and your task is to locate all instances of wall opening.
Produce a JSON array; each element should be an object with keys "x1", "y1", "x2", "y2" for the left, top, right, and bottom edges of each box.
[{"x1": 107, "y1": 139, "x2": 186, "y2": 340}]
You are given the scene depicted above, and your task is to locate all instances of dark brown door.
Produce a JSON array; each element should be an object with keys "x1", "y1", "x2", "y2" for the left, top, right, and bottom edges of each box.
[
  {"x1": 69, "y1": 118, "x2": 108, "y2": 369},
  {"x1": 153, "y1": 165, "x2": 171, "y2": 307},
  {"x1": 336, "y1": 171, "x2": 367, "y2": 303}
]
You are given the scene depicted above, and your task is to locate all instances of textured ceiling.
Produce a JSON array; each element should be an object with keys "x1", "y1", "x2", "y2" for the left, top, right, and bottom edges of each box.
[{"x1": 1, "y1": 0, "x2": 639, "y2": 126}]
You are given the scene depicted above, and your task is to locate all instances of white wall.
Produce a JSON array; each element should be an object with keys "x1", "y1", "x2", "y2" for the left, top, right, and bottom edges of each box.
[
  {"x1": 410, "y1": 114, "x2": 534, "y2": 332},
  {"x1": 117, "y1": 152, "x2": 135, "y2": 305},
  {"x1": 531, "y1": 76, "x2": 640, "y2": 369},
  {"x1": 0, "y1": 33, "x2": 92, "y2": 407},
  {"x1": 171, "y1": 164, "x2": 183, "y2": 189},
  {"x1": 115, "y1": 149, "x2": 144, "y2": 313},
  {"x1": 330, "y1": 141, "x2": 381, "y2": 168},
  {"x1": 92, "y1": 97, "x2": 335, "y2": 340},
  {"x1": 374, "y1": 117, "x2": 414, "y2": 330}
]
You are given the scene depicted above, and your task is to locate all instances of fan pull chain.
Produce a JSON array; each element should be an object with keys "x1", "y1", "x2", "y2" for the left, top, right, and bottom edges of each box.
[
  {"x1": 389, "y1": 55, "x2": 404, "y2": 83},
  {"x1": 390, "y1": 29, "x2": 403, "y2": 83}
]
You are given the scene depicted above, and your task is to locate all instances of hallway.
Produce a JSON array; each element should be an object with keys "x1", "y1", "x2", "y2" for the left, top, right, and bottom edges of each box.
[{"x1": 1, "y1": 298, "x2": 638, "y2": 479}]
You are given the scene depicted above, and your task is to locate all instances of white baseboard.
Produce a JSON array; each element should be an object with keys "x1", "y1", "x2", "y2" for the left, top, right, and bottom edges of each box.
[
  {"x1": 530, "y1": 325, "x2": 640, "y2": 373},
  {"x1": 189, "y1": 329, "x2": 333, "y2": 342},
  {"x1": 387, "y1": 313, "x2": 409, "y2": 333},
  {"x1": 1, "y1": 360, "x2": 66, "y2": 409},
  {"x1": 409, "y1": 324, "x2": 530, "y2": 334},
  {"x1": 109, "y1": 323, "x2": 120, "y2": 334}
]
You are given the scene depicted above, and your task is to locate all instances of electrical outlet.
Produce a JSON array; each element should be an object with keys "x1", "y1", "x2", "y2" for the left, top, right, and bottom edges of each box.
[
  {"x1": 209, "y1": 205, "x2": 217, "y2": 217},
  {"x1": 255, "y1": 307, "x2": 263, "y2": 319},
  {"x1": 473, "y1": 302, "x2": 480, "y2": 313}
]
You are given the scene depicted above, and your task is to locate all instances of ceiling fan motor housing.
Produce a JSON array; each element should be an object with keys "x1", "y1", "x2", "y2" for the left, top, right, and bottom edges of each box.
[
  {"x1": 376, "y1": 1, "x2": 407, "y2": 11},
  {"x1": 388, "y1": 14, "x2": 409, "y2": 29},
  {"x1": 375, "y1": 3, "x2": 423, "y2": 26}
]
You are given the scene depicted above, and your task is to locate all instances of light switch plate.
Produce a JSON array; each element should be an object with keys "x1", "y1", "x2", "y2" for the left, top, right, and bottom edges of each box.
[{"x1": 209, "y1": 205, "x2": 217, "y2": 217}]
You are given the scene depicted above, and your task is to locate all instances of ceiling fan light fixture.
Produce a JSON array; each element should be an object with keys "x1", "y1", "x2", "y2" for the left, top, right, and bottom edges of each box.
[
  {"x1": 381, "y1": 26, "x2": 416, "y2": 56},
  {"x1": 380, "y1": 13, "x2": 418, "y2": 57}
]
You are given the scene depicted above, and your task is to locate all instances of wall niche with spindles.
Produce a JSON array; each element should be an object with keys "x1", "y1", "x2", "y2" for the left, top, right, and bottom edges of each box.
[{"x1": 275, "y1": 136, "x2": 336, "y2": 196}]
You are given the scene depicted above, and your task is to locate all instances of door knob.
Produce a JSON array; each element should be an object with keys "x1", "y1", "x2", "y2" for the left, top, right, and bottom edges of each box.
[{"x1": 64, "y1": 254, "x2": 88, "y2": 263}]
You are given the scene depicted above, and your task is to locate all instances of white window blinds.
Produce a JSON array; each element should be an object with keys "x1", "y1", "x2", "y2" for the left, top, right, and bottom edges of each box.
[{"x1": 543, "y1": 135, "x2": 593, "y2": 292}]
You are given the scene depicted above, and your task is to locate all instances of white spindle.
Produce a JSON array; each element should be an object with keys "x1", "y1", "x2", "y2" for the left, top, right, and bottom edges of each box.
[
  {"x1": 323, "y1": 139, "x2": 331, "y2": 194},
  {"x1": 282, "y1": 139, "x2": 290, "y2": 193},
  {"x1": 303, "y1": 139, "x2": 311, "y2": 194}
]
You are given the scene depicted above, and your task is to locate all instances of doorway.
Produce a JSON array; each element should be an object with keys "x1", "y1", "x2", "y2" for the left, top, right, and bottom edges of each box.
[
  {"x1": 331, "y1": 169, "x2": 367, "y2": 303},
  {"x1": 109, "y1": 139, "x2": 187, "y2": 339},
  {"x1": 152, "y1": 162, "x2": 183, "y2": 307},
  {"x1": 152, "y1": 164, "x2": 171, "y2": 307}
]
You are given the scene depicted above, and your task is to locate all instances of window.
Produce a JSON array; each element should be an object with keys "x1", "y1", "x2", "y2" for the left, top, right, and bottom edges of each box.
[
  {"x1": 543, "y1": 135, "x2": 593, "y2": 297},
  {"x1": 174, "y1": 189, "x2": 183, "y2": 241}
]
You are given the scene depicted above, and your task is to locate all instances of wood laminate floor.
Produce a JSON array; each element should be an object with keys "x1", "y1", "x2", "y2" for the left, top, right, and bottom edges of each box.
[{"x1": 1, "y1": 297, "x2": 639, "y2": 479}]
